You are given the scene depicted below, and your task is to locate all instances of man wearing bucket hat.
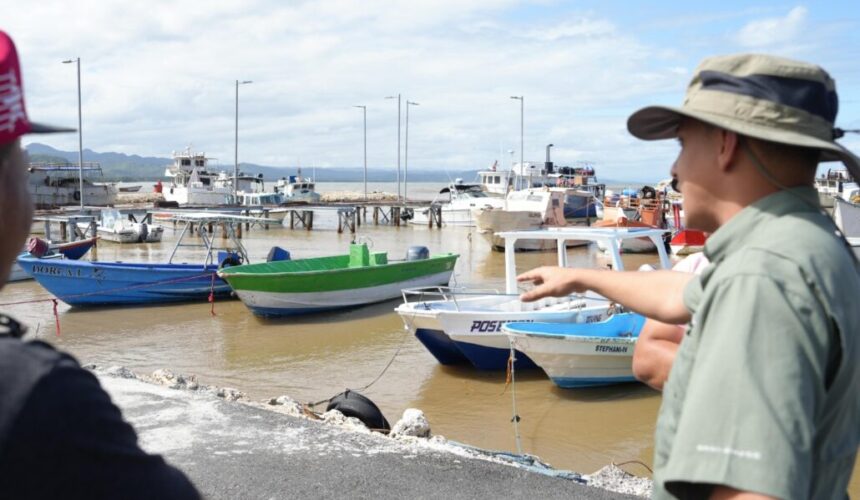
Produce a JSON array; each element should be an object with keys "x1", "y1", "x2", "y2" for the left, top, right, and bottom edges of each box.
[
  {"x1": 519, "y1": 54, "x2": 859, "y2": 499},
  {"x1": 0, "y1": 31, "x2": 199, "y2": 498}
]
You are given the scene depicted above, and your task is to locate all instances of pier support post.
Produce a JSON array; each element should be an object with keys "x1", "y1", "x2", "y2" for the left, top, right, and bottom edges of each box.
[
  {"x1": 44, "y1": 220, "x2": 52, "y2": 241},
  {"x1": 59, "y1": 221, "x2": 67, "y2": 241},
  {"x1": 263, "y1": 209, "x2": 270, "y2": 230},
  {"x1": 393, "y1": 207, "x2": 400, "y2": 227}
]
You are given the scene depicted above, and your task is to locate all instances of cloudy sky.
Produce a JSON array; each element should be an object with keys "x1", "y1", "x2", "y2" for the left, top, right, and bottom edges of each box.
[{"x1": 7, "y1": 0, "x2": 860, "y2": 181}]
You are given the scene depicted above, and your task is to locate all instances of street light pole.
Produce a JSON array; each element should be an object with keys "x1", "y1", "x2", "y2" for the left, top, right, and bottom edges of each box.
[
  {"x1": 385, "y1": 94, "x2": 401, "y2": 200},
  {"x1": 404, "y1": 100, "x2": 419, "y2": 202},
  {"x1": 510, "y1": 95, "x2": 523, "y2": 187},
  {"x1": 234, "y1": 79, "x2": 253, "y2": 202},
  {"x1": 353, "y1": 105, "x2": 367, "y2": 200},
  {"x1": 62, "y1": 57, "x2": 83, "y2": 210}
]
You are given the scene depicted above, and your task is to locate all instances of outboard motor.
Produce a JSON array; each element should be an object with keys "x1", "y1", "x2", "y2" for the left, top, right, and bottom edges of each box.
[
  {"x1": 267, "y1": 246, "x2": 291, "y2": 262},
  {"x1": 406, "y1": 246, "x2": 430, "y2": 261},
  {"x1": 27, "y1": 237, "x2": 50, "y2": 258}
]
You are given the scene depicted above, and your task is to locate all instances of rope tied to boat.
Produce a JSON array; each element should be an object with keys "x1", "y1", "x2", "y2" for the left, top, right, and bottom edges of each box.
[
  {"x1": 208, "y1": 273, "x2": 217, "y2": 316},
  {"x1": 51, "y1": 299, "x2": 60, "y2": 336},
  {"x1": 505, "y1": 341, "x2": 523, "y2": 455}
]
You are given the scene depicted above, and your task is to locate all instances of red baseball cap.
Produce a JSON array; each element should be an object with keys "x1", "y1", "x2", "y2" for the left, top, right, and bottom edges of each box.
[{"x1": 0, "y1": 30, "x2": 74, "y2": 145}]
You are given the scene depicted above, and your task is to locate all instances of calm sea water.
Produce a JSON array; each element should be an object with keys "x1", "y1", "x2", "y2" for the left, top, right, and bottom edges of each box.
[{"x1": 7, "y1": 182, "x2": 858, "y2": 495}]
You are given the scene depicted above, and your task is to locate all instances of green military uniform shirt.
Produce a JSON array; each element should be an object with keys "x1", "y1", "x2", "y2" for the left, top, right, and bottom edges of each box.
[{"x1": 653, "y1": 187, "x2": 860, "y2": 499}]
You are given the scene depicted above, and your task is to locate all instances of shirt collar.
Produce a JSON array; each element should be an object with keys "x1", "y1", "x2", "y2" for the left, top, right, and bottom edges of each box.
[{"x1": 704, "y1": 186, "x2": 821, "y2": 263}]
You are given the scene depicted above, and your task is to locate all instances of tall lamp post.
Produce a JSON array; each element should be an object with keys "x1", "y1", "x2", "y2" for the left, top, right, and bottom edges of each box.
[
  {"x1": 385, "y1": 94, "x2": 401, "y2": 201},
  {"x1": 234, "y1": 79, "x2": 253, "y2": 202},
  {"x1": 62, "y1": 57, "x2": 83, "y2": 210},
  {"x1": 404, "y1": 100, "x2": 419, "y2": 202},
  {"x1": 510, "y1": 95, "x2": 523, "y2": 186},
  {"x1": 353, "y1": 105, "x2": 367, "y2": 200}
]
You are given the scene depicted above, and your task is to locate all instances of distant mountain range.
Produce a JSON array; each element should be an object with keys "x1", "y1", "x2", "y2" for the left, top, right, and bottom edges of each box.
[
  {"x1": 24, "y1": 143, "x2": 483, "y2": 183},
  {"x1": 24, "y1": 143, "x2": 640, "y2": 185}
]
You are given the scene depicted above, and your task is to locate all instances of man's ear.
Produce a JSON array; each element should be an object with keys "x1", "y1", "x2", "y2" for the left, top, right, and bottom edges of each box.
[{"x1": 717, "y1": 129, "x2": 740, "y2": 172}]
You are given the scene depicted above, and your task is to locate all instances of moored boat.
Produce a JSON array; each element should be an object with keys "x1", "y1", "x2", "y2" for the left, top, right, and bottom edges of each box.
[
  {"x1": 219, "y1": 243, "x2": 458, "y2": 317},
  {"x1": 8, "y1": 237, "x2": 98, "y2": 283},
  {"x1": 17, "y1": 214, "x2": 258, "y2": 306},
  {"x1": 669, "y1": 229, "x2": 707, "y2": 256},
  {"x1": 85, "y1": 209, "x2": 164, "y2": 244},
  {"x1": 473, "y1": 188, "x2": 588, "y2": 251},
  {"x1": 396, "y1": 227, "x2": 670, "y2": 371},
  {"x1": 503, "y1": 313, "x2": 646, "y2": 388},
  {"x1": 409, "y1": 181, "x2": 504, "y2": 227}
]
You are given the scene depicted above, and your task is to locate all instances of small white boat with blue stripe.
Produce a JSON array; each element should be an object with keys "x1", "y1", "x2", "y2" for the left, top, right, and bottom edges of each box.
[
  {"x1": 397, "y1": 227, "x2": 669, "y2": 373},
  {"x1": 503, "y1": 312, "x2": 646, "y2": 388}
]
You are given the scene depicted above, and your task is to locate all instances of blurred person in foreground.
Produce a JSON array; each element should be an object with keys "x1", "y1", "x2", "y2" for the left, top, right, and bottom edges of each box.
[
  {"x1": 0, "y1": 30, "x2": 199, "y2": 499},
  {"x1": 632, "y1": 251, "x2": 708, "y2": 391},
  {"x1": 518, "y1": 54, "x2": 859, "y2": 499}
]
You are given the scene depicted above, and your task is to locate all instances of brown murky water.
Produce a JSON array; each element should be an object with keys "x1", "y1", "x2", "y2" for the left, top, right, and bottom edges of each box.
[{"x1": 5, "y1": 204, "x2": 858, "y2": 495}]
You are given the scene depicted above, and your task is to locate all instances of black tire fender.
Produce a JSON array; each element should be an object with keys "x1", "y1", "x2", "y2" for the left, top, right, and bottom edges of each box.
[{"x1": 326, "y1": 390, "x2": 390, "y2": 431}]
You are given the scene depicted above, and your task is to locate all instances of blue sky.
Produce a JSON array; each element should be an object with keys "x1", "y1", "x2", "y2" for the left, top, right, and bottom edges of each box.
[{"x1": 6, "y1": 0, "x2": 860, "y2": 181}]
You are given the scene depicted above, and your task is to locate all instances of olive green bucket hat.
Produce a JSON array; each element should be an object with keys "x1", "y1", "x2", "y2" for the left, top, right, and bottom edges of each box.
[{"x1": 627, "y1": 53, "x2": 860, "y2": 181}]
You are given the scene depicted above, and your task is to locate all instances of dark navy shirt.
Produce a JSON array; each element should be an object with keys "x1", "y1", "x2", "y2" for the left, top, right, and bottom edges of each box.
[{"x1": 0, "y1": 337, "x2": 200, "y2": 499}]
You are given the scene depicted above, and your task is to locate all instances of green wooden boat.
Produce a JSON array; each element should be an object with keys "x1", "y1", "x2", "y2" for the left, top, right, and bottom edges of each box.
[{"x1": 218, "y1": 243, "x2": 458, "y2": 317}]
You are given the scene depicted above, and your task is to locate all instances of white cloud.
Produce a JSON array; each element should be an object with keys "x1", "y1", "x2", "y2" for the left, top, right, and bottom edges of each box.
[
  {"x1": 7, "y1": 1, "x2": 854, "y2": 181},
  {"x1": 734, "y1": 6, "x2": 808, "y2": 48}
]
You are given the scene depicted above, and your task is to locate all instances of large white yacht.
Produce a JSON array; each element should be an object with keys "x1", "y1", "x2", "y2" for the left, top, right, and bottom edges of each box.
[{"x1": 162, "y1": 147, "x2": 271, "y2": 206}]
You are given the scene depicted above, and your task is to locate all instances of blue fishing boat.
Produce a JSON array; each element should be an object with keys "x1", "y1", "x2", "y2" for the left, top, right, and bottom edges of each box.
[
  {"x1": 18, "y1": 213, "x2": 265, "y2": 307},
  {"x1": 503, "y1": 313, "x2": 646, "y2": 388},
  {"x1": 9, "y1": 237, "x2": 98, "y2": 283}
]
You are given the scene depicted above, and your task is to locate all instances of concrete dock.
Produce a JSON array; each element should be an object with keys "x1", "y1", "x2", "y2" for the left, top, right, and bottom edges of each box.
[{"x1": 98, "y1": 371, "x2": 642, "y2": 499}]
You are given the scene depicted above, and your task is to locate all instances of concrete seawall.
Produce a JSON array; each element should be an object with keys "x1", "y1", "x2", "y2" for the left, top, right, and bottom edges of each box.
[{"x1": 96, "y1": 368, "x2": 647, "y2": 499}]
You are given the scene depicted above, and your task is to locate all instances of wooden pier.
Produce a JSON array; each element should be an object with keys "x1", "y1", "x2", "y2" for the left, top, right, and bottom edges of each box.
[{"x1": 33, "y1": 214, "x2": 98, "y2": 242}]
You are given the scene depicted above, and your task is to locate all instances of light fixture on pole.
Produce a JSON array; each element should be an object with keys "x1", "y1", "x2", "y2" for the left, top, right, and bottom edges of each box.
[
  {"x1": 404, "y1": 100, "x2": 419, "y2": 202},
  {"x1": 234, "y1": 79, "x2": 253, "y2": 202},
  {"x1": 384, "y1": 94, "x2": 401, "y2": 201},
  {"x1": 62, "y1": 57, "x2": 83, "y2": 210},
  {"x1": 510, "y1": 95, "x2": 523, "y2": 186},
  {"x1": 353, "y1": 105, "x2": 367, "y2": 200}
]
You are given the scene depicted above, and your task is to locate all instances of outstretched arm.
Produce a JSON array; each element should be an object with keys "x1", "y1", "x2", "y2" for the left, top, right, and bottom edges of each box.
[{"x1": 517, "y1": 267, "x2": 693, "y2": 324}]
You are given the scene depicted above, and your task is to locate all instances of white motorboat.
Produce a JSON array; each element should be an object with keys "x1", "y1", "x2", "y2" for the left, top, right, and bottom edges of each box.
[
  {"x1": 409, "y1": 181, "x2": 504, "y2": 227},
  {"x1": 833, "y1": 198, "x2": 860, "y2": 258},
  {"x1": 274, "y1": 170, "x2": 321, "y2": 203},
  {"x1": 816, "y1": 169, "x2": 859, "y2": 208},
  {"x1": 473, "y1": 188, "x2": 588, "y2": 251},
  {"x1": 83, "y1": 209, "x2": 164, "y2": 244},
  {"x1": 396, "y1": 227, "x2": 670, "y2": 371},
  {"x1": 503, "y1": 313, "x2": 646, "y2": 388}
]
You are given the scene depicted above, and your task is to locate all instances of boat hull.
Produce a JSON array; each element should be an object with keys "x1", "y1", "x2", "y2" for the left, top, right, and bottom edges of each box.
[
  {"x1": 16, "y1": 257, "x2": 230, "y2": 306},
  {"x1": 474, "y1": 210, "x2": 586, "y2": 251},
  {"x1": 397, "y1": 294, "x2": 612, "y2": 370},
  {"x1": 234, "y1": 270, "x2": 455, "y2": 317},
  {"x1": 505, "y1": 314, "x2": 645, "y2": 388}
]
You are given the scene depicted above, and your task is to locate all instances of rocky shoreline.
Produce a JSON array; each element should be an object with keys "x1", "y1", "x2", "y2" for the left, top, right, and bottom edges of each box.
[{"x1": 90, "y1": 364, "x2": 652, "y2": 498}]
